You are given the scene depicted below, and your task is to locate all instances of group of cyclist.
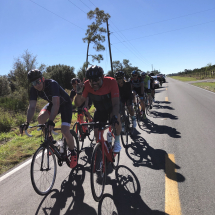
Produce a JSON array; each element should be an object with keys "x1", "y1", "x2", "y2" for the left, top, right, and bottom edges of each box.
[{"x1": 20, "y1": 65, "x2": 156, "y2": 169}]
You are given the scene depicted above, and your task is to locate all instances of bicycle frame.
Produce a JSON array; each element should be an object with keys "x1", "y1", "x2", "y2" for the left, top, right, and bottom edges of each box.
[{"x1": 97, "y1": 126, "x2": 115, "y2": 171}]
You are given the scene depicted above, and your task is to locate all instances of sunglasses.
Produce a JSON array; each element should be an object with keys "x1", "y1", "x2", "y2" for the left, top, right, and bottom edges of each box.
[
  {"x1": 132, "y1": 74, "x2": 137, "y2": 77},
  {"x1": 32, "y1": 78, "x2": 42, "y2": 86},
  {"x1": 89, "y1": 77, "x2": 100, "y2": 83},
  {"x1": 116, "y1": 77, "x2": 123, "y2": 80}
]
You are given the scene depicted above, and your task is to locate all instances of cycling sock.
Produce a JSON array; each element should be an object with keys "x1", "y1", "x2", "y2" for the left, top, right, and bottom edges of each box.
[
  {"x1": 115, "y1": 135, "x2": 120, "y2": 142},
  {"x1": 69, "y1": 149, "x2": 76, "y2": 155}
]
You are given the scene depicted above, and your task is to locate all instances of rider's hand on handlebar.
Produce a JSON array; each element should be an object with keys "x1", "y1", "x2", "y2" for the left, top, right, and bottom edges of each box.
[
  {"x1": 19, "y1": 122, "x2": 29, "y2": 135},
  {"x1": 110, "y1": 115, "x2": 119, "y2": 126}
]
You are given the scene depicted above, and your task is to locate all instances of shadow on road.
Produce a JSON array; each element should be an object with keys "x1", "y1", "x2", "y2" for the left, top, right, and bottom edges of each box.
[
  {"x1": 98, "y1": 165, "x2": 168, "y2": 215},
  {"x1": 138, "y1": 118, "x2": 181, "y2": 138},
  {"x1": 125, "y1": 133, "x2": 185, "y2": 183},
  {"x1": 35, "y1": 164, "x2": 96, "y2": 215}
]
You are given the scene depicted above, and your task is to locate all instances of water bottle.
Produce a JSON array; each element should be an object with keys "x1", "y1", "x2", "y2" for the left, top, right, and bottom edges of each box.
[
  {"x1": 107, "y1": 131, "x2": 112, "y2": 144},
  {"x1": 57, "y1": 139, "x2": 64, "y2": 153}
]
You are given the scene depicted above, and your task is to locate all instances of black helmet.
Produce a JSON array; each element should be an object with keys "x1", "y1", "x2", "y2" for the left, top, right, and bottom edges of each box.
[
  {"x1": 132, "y1": 70, "x2": 139, "y2": 76},
  {"x1": 28, "y1": 69, "x2": 42, "y2": 82},
  {"x1": 86, "y1": 65, "x2": 104, "y2": 79},
  {"x1": 115, "y1": 71, "x2": 124, "y2": 79},
  {"x1": 71, "y1": 78, "x2": 80, "y2": 84},
  {"x1": 141, "y1": 71, "x2": 146, "y2": 76},
  {"x1": 150, "y1": 72, "x2": 155, "y2": 76}
]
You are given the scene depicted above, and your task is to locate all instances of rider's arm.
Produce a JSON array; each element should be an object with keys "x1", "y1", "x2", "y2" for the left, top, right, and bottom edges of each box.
[
  {"x1": 111, "y1": 97, "x2": 120, "y2": 116},
  {"x1": 27, "y1": 100, "x2": 37, "y2": 123},
  {"x1": 75, "y1": 94, "x2": 86, "y2": 107},
  {"x1": 84, "y1": 97, "x2": 89, "y2": 109},
  {"x1": 141, "y1": 82, "x2": 144, "y2": 95},
  {"x1": 49, "y1": 97, "x2": 60, "y2": 121},
  {"x1": 147, "y1": 79, "x2": 150, "y2": 89}
]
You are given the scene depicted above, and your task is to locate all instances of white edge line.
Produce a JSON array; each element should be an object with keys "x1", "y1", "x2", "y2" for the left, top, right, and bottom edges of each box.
[{"x1": 0, "y1": 158, "x2": 32, "y2": 182}]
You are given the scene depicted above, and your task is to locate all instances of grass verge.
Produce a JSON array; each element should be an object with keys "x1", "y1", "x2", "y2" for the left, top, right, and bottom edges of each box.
[
  {"x1": 0, "y1": 105, "x2": 95, "y2": 175},
  {"x1": 170, "y1": 76, "x2": 198, "y2": 82},
  {"x1": 192, "y1": 82, "x2": 215, "y2": 93}
]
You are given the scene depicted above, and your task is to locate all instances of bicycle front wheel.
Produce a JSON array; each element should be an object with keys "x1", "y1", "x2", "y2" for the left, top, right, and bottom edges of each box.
[
  {"x1": 90, "y1": 142, "x2": 106, "y2": 202},
  {"x1": 31, "y1": 146, "x2": 57, "y2": 195},
  {"x1": 112, "y1": 152, "x2": 120, "y2": 170}
]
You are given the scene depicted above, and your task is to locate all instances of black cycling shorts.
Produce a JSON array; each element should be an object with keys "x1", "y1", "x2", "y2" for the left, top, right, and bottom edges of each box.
[
  {"x1": 93, "y1": 109, "x2": 112, "y2": 129},
  {"x1": 133, "y1": 87, "x2": 142, "y2": 97},
  {"x1": 40, "y1": 103, "x2": 72, "y2": 126}
]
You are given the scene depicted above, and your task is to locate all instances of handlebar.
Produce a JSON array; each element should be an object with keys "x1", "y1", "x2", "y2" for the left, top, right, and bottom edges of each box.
[{"x1": 24, "y1": 124, "x2": 61, "y2": 137}]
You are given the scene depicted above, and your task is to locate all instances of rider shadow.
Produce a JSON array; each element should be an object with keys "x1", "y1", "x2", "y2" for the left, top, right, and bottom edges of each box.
[
  {"x1": 35, "y1": 164, "x2": 96, "y2": 215},
  {"x1": 126, "y1": 134, "x2": 185, "y2": 183},
  {"x1": 149, "y1": 111, "x2": 178, "y2": 120},
  {"x1": 99, "y1": 165, "x2": 168, "y2": 215},
  {"x1": 138, "y1": 118, "x2": 181, "y2": 138},
  {"x1": 152, "y1": 105, "x2": 174, "y2": 110}
]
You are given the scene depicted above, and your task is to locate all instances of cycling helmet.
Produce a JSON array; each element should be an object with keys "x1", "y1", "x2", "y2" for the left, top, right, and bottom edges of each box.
[
  {"x1": 71, "y1": 78, "x2": 80, "y2": 84},
  {"x1": 28, "y1": 69, "x2": 42, "y2": 82},
  {"x1": 115, "y1": 71, "x2": 124, "y2": 79},
  {"x1": 132, "y1": 70, "x2": 139, "y2": 76},
  {"x1": 86, "y1": 65, "x2": 104, "y2": 79},
  {"x1": 141, "y1": 71, "x2": 146, "y2": 76}
]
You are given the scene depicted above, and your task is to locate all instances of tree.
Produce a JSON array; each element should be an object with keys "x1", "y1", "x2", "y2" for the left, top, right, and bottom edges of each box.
[
  {"x1": 77, "y1": 62, "x2": 88, "y2": 80},
  {"x1": 83, "y1": 8, "x2": 110, "y2": 72},
  {"x1": 8, "y1": 50, "x2": 46, "y2": 92},
  {"x1": 45, "y1": 64, "x2": 76, "y2": 89},
  {"x1": 0, "y1": 75, "x2": 11, "y2": 96}
]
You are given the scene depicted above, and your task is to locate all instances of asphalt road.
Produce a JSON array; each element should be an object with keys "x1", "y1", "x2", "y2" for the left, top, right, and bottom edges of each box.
[{"x1": 1, "y1": 77, "x2": 215, "y2": 215}]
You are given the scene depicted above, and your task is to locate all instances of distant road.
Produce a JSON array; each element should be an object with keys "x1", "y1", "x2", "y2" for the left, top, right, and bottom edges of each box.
[{"x1": 1, "y1": 77, "x2": 215, "y2": 215}]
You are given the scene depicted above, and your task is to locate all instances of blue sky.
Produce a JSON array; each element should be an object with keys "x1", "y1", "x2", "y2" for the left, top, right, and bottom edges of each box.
[{"x1": 1, "y1": 0, "x2": 215, "y2": 76}]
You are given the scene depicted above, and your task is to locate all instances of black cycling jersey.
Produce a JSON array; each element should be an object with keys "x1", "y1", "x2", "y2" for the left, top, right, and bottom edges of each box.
[
  {"x1": 29, "y1": 79, "x2": 71, "y2": 106},
  {"x1": 130, "y1": 76, "x2": 143, "y2": 88},
  {"x1": 118, "y1": 81, "x2": 133, "y2": 101}
]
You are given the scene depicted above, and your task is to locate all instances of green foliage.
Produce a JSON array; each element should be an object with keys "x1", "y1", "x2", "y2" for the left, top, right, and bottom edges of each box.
[
  {"x1": 0, "y1": 75, "x2": 11, "y2": 96},
  {"x1": 0, "y1": 111, "x2": 13, "y2": 132},
  {"x1": 7, "y1": 50, "x2": 46, "y2": 92},
  {"x1": 45, "y1": 64, "x2": 76, "y2": 89}
]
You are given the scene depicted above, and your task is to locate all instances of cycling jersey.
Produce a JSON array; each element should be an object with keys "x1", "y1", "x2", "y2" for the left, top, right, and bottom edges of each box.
[
  {"x1": 82, "y1": 77, "x2": 119, "y2": 112},
  {"x1": 30, "y1": 79, "x2": 71, "y2": 106},
  {"x1": 143, "y1": 75, "x2": 151, "y2": 89},
  {"x1": 130, "y1": 76, "x2": 143, "y2": 88},
  {"x1": 118, "y1": 81, "x2": 133, "y2": 103}
]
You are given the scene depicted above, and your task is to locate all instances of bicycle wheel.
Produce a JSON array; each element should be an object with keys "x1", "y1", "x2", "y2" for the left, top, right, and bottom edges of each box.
[
  {"x1": 136, "y1": 102, "x2": 141, "y2": 122},
  {"x1": 88, "y1": 121, "x2": 95, "y2": 142},
  {"x1": 31, "y1": 146, "x2": 57, "y2": 195},
  {"x1": 64, "y1": 129, "x2": 80, "y2": 167},
  {"x1": 112, "y1": 152, "x2": 120, "y2": 170},
  {"x1": 121, "y1": 115, "x2": 129, "y2": 148},
  {"x1": 90, "y1": 142, "x2": 106, "y2": 202},
  {"x1": 145, "y1": 96, "x2": 150, "y2": 116},
  {"x1": 73, "y1": 122, "x2": 81, "y2": 141}
]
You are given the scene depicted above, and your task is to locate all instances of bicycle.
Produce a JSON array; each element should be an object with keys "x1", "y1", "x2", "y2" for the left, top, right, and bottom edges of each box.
[
  {"x1": 25, "y1": 124, "x2": 79, "y2": 195},
  {"x1": 89, "y1": 122, "x2": 120, "y2": 202},
  {"x1": 120, "y1": 105, "x2": 133, "y2": 148},
  {"x1": 72, "y1": 108, "x2": 94, "y2": 150},
  {"x1": 133, "y1": 94, "x2": 143, "y2": 124}
]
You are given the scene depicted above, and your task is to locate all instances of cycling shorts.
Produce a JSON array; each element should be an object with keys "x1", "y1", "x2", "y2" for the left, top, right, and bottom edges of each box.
[
  {"x1": 144, "y1": 88, "x2": 151, "y2": 93},
  {"x1": 93, "y1": 108, "x2": 112, "y2": 129},
  {"x1": 40, "y1": 103, "x2": 72, "y2": 126},
  {"x1": 133, "y1": 87, "x2": 142, "y2": 97},
  {"x1": 119, "y1": 99, "x2": 132, "y2": 116}
]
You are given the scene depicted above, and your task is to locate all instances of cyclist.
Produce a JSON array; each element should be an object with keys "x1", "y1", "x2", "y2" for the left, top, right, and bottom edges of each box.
[
  {"x1": 130, "y1": 70, "x2": 145, "y2": 118},
  {"x1": 141, "y1": 71, "x2": 152, "y2": 111},
  {"x1": 75, "y1": 65, "x2": 122, "y2": 153},
  {"x1": 149, "y1": 72, "x2": 155, "y2": 102},
  {"x1": 70, "y1": 78, "x2": 92, "y2": 123},
  {"x1": 115, "y1": 71, "x2": 136, "y2": 132},
  {"x1": 20, "y1": 69, "x2": 77, "y2": 168}
]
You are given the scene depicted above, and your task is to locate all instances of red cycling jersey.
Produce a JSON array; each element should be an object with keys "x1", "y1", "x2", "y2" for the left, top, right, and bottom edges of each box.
[{"x1": 82, "y1": 77, "x2": 119, "y2": 98}]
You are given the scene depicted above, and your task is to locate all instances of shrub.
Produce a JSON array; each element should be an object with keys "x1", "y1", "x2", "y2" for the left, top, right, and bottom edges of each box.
[{"x1": 0, "y1": 112, "x2": 13, "y2": 132}]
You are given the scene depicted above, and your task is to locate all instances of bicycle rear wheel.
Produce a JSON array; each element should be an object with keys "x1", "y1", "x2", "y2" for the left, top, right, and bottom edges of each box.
[
  {"x1": 31, "y1": 146, "x2": 57, "y2": 195},
  {"x1": 64, "y1": 129, "x2": 80, "y2": 167},
  {"x1": 90, "y1": 142, "x2": 106, "y2": 202}
]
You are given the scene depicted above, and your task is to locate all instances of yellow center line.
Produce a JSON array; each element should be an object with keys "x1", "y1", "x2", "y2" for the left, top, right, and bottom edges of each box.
[
  {"x1": 165, "y1": 154, "x2": 182, "y2": 215},
  {"x1": 165, "y1": 97, "x2": 168, "y2": 101}
]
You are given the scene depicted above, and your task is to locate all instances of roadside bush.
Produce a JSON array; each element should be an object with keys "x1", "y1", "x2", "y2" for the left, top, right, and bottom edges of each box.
[{"x1": 0, "y1": 112, "x2": 13, "y2": 132}]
